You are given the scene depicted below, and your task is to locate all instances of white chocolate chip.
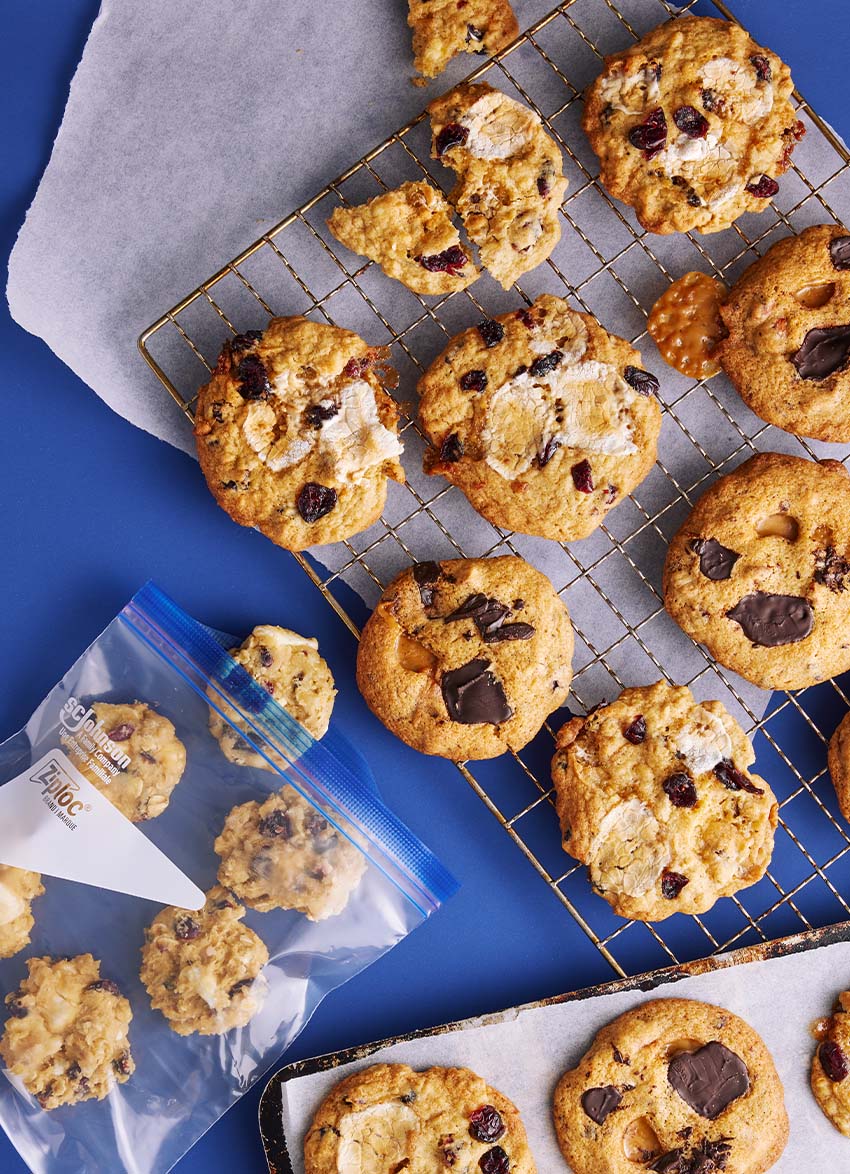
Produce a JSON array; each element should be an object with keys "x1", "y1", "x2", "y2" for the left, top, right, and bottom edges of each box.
[
  {"x1": 589, "y1": 798, "x2": 671, "y2": 898},
  {"x1": 337, "y1": 1103, "x2": 418, "y2": 1174},
  {"x1": 461, "y1": 90, "x2": 540, "y2": 160}
]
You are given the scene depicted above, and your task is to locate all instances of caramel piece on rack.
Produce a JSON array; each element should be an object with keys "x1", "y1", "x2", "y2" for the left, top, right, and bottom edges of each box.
[{"x1": 648, "y1": 271, "x2": 728, "y2": 380}]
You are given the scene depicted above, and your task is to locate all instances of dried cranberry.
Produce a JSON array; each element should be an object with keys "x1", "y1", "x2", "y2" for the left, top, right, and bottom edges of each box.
[
  {"x1": 663, "y1": 772, "x2": 697, "y2": 808},
  {"x1": 435, "y1": 123, "x2": 470, "y2": 156},
  {"x1": 780, "y1": 119, "x2": 806, "y2": 168},
  {"x1": 304, "y1": 402, "x2": 339, "y2": 428},
  {"x1": 624, "y1": 715, "x2": 647, "y2": 744},
  {"x1": 228, "y1": 978, "x2": 254, "y2": 998},
  {"x1": 628, "y1": 107, "x2": 667, "y2": 158},
  {"x1": 479, "y1": 1147, "x2": 510, "y2": 1174},
  {"x1": 440, "y1": 433, "x2": 465, "y2": 462},
  {"x1": 469, "y1": 1105, "x2": 505, "y2": 1143},
  {"x1": 113, "y1": 1051, "x2": 132, "y2": 1077},
  {"x1": 673, "y1": 105, "x2": 709, "y2": 139},
  {"x1": 235, "y1": 354, "x2": 271, "y2": 400},
  {"x1": 418, "y1": 245, "x2": 468, "y2": 275},
  {"x1": 259, "y1": 646, "x2": 273, "y2": 667},
  {"x1": 820, "y1": 1040, "x2": 849, "y2": 1082},
  {"x1": 571, "y1": 459, "x2": 594, "y2": 494},
  {"x1": 86, "y1": 979, "x2": 121, "y2": 996},
  {"x1": 661, "y1": 869, "x2": 689, "y2": 899},
  {"x1": 603, "y1": 483, "x2": 618, "y2": 505},
  {"x1": 342, "y1": 356, "x2": 365, "y2": 379},
  {"x1": 259, "y1": 810, "x2": 293, "y2": 838},
  {"x1": 76, "y1": 1077, "x2": 91, "y2": 1098},
  {"x1": 529, "y1": 350, "x2": 563, "y2": 377},
  {"x1": 140, "y1": 750, "x2": 156, "y2": 764},
  {"x1": 230, "y1": 330, "x2": 263, "y2": 352},
  {"x1": 67, "y1": 1063, "x2": 81, "y2": 1080},
  {"x1": 107, "y1": 723, "x2": 134, "y2": 742},
  {"x1": 460, "y1": 369, "x2": 488, "y2": 392},
  {"x1": 745, "y1": 174, "x2": 779, "y2": 199},
  {"x1": 713, "y1": 758, "x2": 763, "y2": 795},
  {"x1": 537, "y1": 437, "x2": 561, "y2": 468},
  {"x1": 517, "y1": 308, "x2": 535, "y2": 329},
  {"x1": 623, "y1": 365, "x2": 659, "y2": 396},
  {"x1": 297, "y1": 482, "x2": 338, "y2": 523},
  {"x1": 211, "y1": 402, "x2": 225, "y2": 423},
  {"x1": 174, "y1": 914, "x2": 201, "y2": 941},
  {"x1": 537, "y1": 175, "x2": 551, "y2": 197},
  {"x1": 466, "y1": 23, "x2": 484, "y2": 42},
  {"x1": 477, "y1": 320, "x2": 505, "y2": 348},
  {"x1": 751, "y1": 54, "x2": 772, "y2": 82},
  {"x1": 701, "y1": 88, "x2": 724, "y2": 114}
]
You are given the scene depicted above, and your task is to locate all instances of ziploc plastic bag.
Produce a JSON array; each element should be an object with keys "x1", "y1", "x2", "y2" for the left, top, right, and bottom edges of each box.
[{"x1": 0, "y1": 581, "x2": 457, "y2": 1173}]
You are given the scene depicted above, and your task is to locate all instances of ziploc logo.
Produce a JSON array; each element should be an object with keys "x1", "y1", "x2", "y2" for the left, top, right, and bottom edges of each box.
[
  {"x1": 59, "y1": 697, "x2": 132, "y2": 771},
  {"x1": 0, "y1": 749, "x2": 204, "y2": 909},
  {"x1": 30, "y1": 757, "x2": 91, "y2": 829}
]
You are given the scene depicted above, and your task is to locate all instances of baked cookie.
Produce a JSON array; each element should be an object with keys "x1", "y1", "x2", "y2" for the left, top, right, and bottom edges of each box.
[
  {"x1": 663, "y1": 452, "x2": 850, "y2": 691},
  {"x1": 0, "y1": 954, "x2": 134, "y2": 1110},
  {"x1": 828, "y1": 711, "x2": 850, "y2": 824},
  {"x1": 73, "y1": 701, "x2": 186, "y2": 822},
  {"x1": 407, "y1": 0, "x2": 519, "y2": 81},
  {"x1": 209, "y1": 624, "x2": 336, "y2": 768},
  {"x1": 0, "y1": 865, "x2": 44, "y2": 959},
  {"x1": 214, "y1": 787, "x2": 367, "y2": 920},
  {"x1": 429, "y1": 82, "x2": 567, "y2": 288},
  {"x1": 140, "y1": 884, "x2": 268, "y2": 1036},
  {"x1": 812, "y1": 990, "x2": 850, "y2": 1136},
  {"x1": 194, "y1": 318, "x2": 404, "y2": 551},
  {"x1": 355, "y1": 555, "x2": 573, "y2": 760},
  {"x1": 719, "y1": 224, "x2": 850, "y2": 442},
  {"x1": 418, "y1": 294, "x2": 662, "y2": 541},
  {"x1": 551, "y1": 680, "x2": 778, "y2": 921},
  {"x1": 304, "y1": 1063, "x2": 536, "y2": 1174},
  {"x1": 553, "y1": 998, "x2": 788, "y2": 1174},
  {"x1": 327, "y1": 181, "x2": 478, "y2": 295},
  {"x1": 583, "y1": 16, "x2": 804, "y2": 234}
]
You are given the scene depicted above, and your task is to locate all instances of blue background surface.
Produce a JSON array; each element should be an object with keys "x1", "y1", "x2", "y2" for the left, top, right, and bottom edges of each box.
[{"x1": 2, "y1": 3, "x2": 850, "y2": 1171}]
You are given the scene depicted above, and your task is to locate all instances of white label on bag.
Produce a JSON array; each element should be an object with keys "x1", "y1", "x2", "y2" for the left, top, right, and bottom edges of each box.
[{"x1": 0, "y1": 749, "x2": 205, "y2": 909}]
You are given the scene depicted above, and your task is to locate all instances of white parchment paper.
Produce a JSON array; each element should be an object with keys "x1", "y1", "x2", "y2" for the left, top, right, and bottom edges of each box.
[{"x1": 279, "y1": 937, "x2": 850, "y2": 1171}]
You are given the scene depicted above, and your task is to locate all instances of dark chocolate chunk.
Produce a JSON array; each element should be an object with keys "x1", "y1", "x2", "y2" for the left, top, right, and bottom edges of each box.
[
  {"x1": 442, "y1": 594, "x2": 532, "y2": 642},
  {"x1": 663, "y1": 772, "x2": 697, "y2": 808},
  {"x1": 820, "y1": 1040, "x2": 849, "y2": 1082},
  {"x1": 460, "y1": 369, "x2": 488, "y2": 392},
  {"x1": 628, "y1": 107, "x2": 668, "y2": 158},
  {"x1": 441, "y1": 659, "x2": 513, "y2": 725},
  {"x1": 258, "y1": 810, "x2": 293, "y2": 839},
  {"x1": 623, "y1": 365, "x2": 659, "y2": 396},
  {"x1": 297, "y1": 482, "x2": 338, "y2": 523},
  {"x1": 661, "y1": 869, "x2": 689, "y2": 899},
  {"x1": 468, "y1": 1105, "x2": 505, "y2": 1142},
  {"x1": 440, "y1": 433, "x2": 465, "y2": 463},
  {"x1": 537, "y1": 436, "x2": 562, "y2": 468},
  {"x1": 435, "y1": 122, "x2": 470, "y2": 156},
  {"x1": 673, "y1": 105, "x2": 708, "y2": 139},
  {"x1": 667, "y1": 1041, "x2": 749, "y2": 1119},
  {"x1": 650, "y1": 1138, "x2": 732, "y2": 1173},
  {"x1": 624, "y1": 715, "x2": 647, "y2": 744},
  {"x1": 529, "y1": 350, "x2": 563, "y2": 378},
  {"x1": 304, "y1": 402, "x2": 339, "y2": 428},
  {"x1": 107, "y1": 723, "x2": 135, "y2": 742},
  {"x1": 235, "y1": 353, "x2": 271, "y2": 400},
  {"x1": 791, "y1": 324, "x2": 850, "y2": 380},
  {"x1": 689, "y1": 538, "x2": 740, "y2": 582},
  {"x1": 814, "y1": 545, "x2": 850, "y2": 591},
  {"x1": 477, "y1": 319, "x2": 505, "y2": 348},
  {"x1": 829, "y1": 236, "x2": 850, "y2": 271},
  {"x1": 571, "y1": 459, "x2": 594, "y2": 493},
  {"x1": 713, "y1": 758, "x2": 763, "y2": 795},
  {"x1": 413, "y1": 561, "x2": 441, "y2": 608},
  {"x1": 726, "y1": 592, "x2": 813, "y2": 647},
  {"x1": 484, "y1": 621, "x2": 534, "y2": 644},
  {"x1": 580, "y1": 1085, "x2": 622, "y2": 1124}
]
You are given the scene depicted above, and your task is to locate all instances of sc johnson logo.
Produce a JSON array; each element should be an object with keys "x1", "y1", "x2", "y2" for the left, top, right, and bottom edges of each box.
[
  {"x1": 30, "y1": 758, "x2": 90, "y2": 829},
  {"x1": 59, "y1": 697, "x2": 132, "y2": 771}
]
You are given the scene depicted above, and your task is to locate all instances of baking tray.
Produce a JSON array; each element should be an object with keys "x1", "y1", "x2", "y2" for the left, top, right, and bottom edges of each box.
[
  {"x1": 256, "y1": 919, "x2": 850, "y2": 1173},
  {"x1": 138, "y1": 0, "x2": 850, "y2": 981}
]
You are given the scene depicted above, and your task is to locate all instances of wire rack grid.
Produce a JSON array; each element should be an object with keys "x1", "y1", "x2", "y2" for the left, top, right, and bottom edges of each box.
[{"x1": 139, "y1": 0, "x2": 850, "y2": 981}]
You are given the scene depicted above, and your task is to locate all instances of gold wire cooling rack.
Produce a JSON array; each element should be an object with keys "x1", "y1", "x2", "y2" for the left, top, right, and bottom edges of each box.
[{"x1": 140, "y1": 0, "x2": 850, "y2": 980}]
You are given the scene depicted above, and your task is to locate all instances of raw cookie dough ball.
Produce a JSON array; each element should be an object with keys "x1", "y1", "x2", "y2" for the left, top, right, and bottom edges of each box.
[
  {"x1": 356, "y1": 555, "x2": 573, "y2": 760},
  {"x1": 139, "y1": 885, "x2": 269, "y2": 1036},
  {"x1": 812, "y1": 990, "x2": 850, "y2": 1136},
  {"x1": 551, "y1": 680, "x2": 778, "y2": 921},
  {"x1": 0, "y1": 954, "x2": 134, "y2": 1110},
  {"x1": 418, "y1": 294, "x2": 661, "y2": 541},
  {"x1": 553, "y1": 998, "x2": 788, "y2": 1174},
  {"x1": 305, "y1": 1063, "x2": 536, "y2": 1174},
  {"x1": 663, "y1": 452, "x2": 850, "y2": 690},
  {"x1": 214, "y1": 787, "x2": 367, "y2": 921},
  {"x1": 209, "y1": 624, "x2": 337, "y2": 767},
  {"x1": 72, "y1": 701, "x2": 186, "y2": 822},
  {"x1": 583, "y1": 16, "x2": 803, "y2": 234},
  {"x1": 194, "y1": 318, "x2": 404, "y2": 551},
  {"x1": 719, "y1": 223, "x2": 850, "y2": 442},
  {"x1": 0, "y1": 865, "x2": 44, "y2": 959}
]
